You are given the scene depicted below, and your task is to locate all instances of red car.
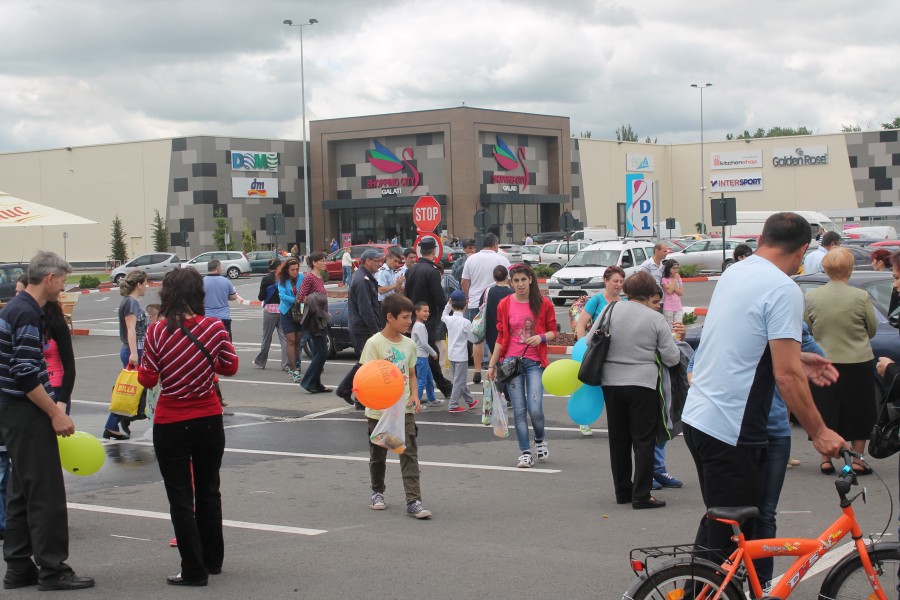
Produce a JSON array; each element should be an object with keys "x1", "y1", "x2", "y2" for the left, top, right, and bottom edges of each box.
[
  {"x1": 324, "y1": 244, "x2": 402, "y2": 282},
  {"x1": 870, "y1": 240, "x2": 900, "y2": 250}
]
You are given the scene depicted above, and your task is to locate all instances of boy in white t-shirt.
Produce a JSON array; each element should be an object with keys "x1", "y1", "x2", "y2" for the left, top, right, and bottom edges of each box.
[
  {"x1": 412, "y1": 302, "x2": 441, "y2": 407},
  {"x1": 442, "y1": 290, "x2": 478, "y2": 413}
]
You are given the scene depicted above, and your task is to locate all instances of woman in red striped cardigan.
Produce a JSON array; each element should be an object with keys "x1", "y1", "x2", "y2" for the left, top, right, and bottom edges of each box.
[{"x1": 138, "y1": 268, "x2": 238, "y2": 587}]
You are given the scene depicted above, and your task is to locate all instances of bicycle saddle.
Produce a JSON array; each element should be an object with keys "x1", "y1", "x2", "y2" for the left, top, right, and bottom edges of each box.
[{"x1": 706, "y1": 506, "x2": 759, "y2": 524}]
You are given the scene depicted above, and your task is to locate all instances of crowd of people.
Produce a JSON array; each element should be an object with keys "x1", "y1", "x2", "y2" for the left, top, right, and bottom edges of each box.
[{"x1": 2, "y1": 212, "x2": 899, "y2": 592}]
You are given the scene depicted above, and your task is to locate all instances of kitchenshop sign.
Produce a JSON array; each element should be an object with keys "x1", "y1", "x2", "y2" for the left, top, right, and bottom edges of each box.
[{"x1": 772, "y1": 146, "x2": 828, "y2": 167}]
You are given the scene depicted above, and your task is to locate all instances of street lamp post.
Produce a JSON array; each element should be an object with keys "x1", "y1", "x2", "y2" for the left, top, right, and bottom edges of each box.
[
  {"x1": 691, "y1": 83, "x2": 712, "y2": 234},
  {"x1": 283, "y1": 18, "x2": 318, "y2": 258}
]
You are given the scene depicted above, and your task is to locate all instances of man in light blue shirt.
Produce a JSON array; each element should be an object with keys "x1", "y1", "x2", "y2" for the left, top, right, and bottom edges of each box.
[
  {"x1": 203, "y1": 259, "x2": 239, "y2": 340},
  {"x1": 375, "y1": 248, "x2": 405, "y2": 302},
  {"x1": 802, "y1": 231, "x2": 841, "y2": 275}
]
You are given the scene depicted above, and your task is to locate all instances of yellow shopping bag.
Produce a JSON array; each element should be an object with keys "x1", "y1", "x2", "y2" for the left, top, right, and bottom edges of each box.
[{"x1": 110, "y1": 368, "x2": 144, "y2": 417}]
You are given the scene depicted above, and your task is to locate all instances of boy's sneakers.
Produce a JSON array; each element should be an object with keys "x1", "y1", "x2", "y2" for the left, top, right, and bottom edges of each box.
[
  {"x1": 291, "y1": 370, "x2": 302, "y2": 383},
  {"x1": 406, "y1": 500, "x2": 431, "y2": 519},
  {"x1": 579, "y1": 425, "x2": 593, "y2": 436},
  {"x1": 370, "y1": 492, "x2": 386, "y2": 510},
  {"x1": 653, "y1": 471, "x2": 684, "y2": 488},
  {"x1": 427, "y1": 399, "x2": 445, "y2": 407},
  {"x1": 466, "y1": 398, "x2": 479, "y2": 410},
  {"x1": 473, "y1": 373, "x2": 482, "y2": 385},
  {"x1": 448, "y1": 406, "x2": 466, "y2": 413},
  {"x1": 517, "y1": 453, "x2": 534, "y2": 468},
  {"x1": 535, "y1": 441, "x2": 549, "y2": 462}
]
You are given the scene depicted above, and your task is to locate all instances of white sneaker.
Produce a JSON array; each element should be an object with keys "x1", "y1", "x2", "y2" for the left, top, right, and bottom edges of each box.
[
  {"x1": 370, "y1": 492, "x2": 386, "y2": 510},
  {"x1": 406, "y1": 500, "x2": 431, "y2": 519},
  {"x1": 535, "y1": 441, "x2": 549, "y2": 462},
  {"x1": 517, "y1": 453, "x2": 534, "y2": 468},
  {"x1": 579, "y1": 425, "x2": 593, "y2": 436}
]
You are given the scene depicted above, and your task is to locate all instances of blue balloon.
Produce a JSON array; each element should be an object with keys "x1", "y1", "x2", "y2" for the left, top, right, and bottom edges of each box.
[
  {"x1": 572, "y1": 338, "x2": 588, "y2": 362},
  {"x1": 567, "y1": 384, "x2": 605, "y2": 426}
]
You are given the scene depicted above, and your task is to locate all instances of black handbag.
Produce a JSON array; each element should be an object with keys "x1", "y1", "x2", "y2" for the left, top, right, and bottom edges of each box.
[
  {"x1": 869, "y1": 372, "x2": 900, "y2": 459},
  {"x1": 496, "y1": 350, "x2": 526, "y2": 383},
  {"x1": 290, "y1": 301, "x2": 305, "y2": 325},
  {"x1": 577, "y1": 301, "x2": 615, "y2": 386}
]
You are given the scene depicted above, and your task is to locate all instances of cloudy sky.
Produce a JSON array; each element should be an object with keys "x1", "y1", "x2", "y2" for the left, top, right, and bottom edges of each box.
[{"x1": 2, "y1": 0, "x2": 899, "y2": 153}]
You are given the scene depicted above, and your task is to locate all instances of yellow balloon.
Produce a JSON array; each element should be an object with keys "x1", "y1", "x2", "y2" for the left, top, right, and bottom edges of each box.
[
  {"x1": 541, "y1": 359, "x2": 583, "y2": 396},
  {"x1": 57, "y1": 431, "x2": 106, "y2": 476}
]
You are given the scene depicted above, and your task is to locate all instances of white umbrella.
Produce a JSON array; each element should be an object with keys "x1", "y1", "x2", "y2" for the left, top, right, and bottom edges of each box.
[{"x1": 0, "y1": 191, "x2": 97, "y2": 227}]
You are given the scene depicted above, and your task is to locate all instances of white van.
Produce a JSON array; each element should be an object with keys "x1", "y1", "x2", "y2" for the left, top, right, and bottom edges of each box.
[
  {"x1": 845, "y1": 226, "x2": 898, "y2": 240},
  {"x1": 546, "y1": 239, "x2": 655, "y2": 305},
  {"x1": 727, "y1": 211, "x2": 841, "y2": 240},
  {"x1": 571, "y1": 228, "x2": 618, "y2": 243},
  {"x1": 655, "y1": 220, "x2": 683, "y2": 238}
]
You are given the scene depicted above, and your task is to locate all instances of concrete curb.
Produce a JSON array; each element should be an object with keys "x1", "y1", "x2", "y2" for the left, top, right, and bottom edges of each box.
[{"x1": 682, "y1": 276, "x2": 721, "y2": 283}]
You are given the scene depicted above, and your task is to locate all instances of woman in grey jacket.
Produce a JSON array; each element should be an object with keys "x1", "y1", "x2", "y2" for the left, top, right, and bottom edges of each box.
[{"x1": 600, "y1": 271, "x2": 681, "y2": 509}]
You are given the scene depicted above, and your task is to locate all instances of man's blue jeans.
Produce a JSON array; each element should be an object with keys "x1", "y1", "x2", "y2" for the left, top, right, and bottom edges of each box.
[
  {"x1": 503, "y1": 358, "x2": 545, "y2": 453},
  {"x1": 0, "y1": 450, "x2": 9, "y2": 530},
  {"x1": 754, "y1": 435, "x2": 791, "y2": 588}
]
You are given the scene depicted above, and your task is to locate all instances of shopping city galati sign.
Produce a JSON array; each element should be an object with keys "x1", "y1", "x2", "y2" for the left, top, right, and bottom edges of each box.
[
  {"x1": 366, "y1": 140, "x2": 420, "y2": 196},
  {"x1": 232, "y1": 177, "x2": 279, "y2": 198},
  {"x1": 772, "y1": 146, "x2": 828, "y2": 167},
  {"x1": 709, "y1": 150, "x2": 762, "y2": 170},
  {"x1": 492, "y1": 135, "x2": 529, "y2": 192},
  {"x1": 232, "y1": 151, "x2": 279, "y2": 172},
  {"x1": 709, "y1": 171, "x2": 763, "y2": 192}
]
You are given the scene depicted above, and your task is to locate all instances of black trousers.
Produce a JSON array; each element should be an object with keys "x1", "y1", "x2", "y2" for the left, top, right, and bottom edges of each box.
[
  {"x1": 684, "y1": 424, "x2": 767, "y2": 559},
  {"x1": 153, "y1": 414, "x2": 225, "y2": 581},
  {"x1": 0, "y1": 400, "x2": 70, "y2": 578},
  {"x1": 602, "y1": 385, "x2": 659, "y2": 503}
]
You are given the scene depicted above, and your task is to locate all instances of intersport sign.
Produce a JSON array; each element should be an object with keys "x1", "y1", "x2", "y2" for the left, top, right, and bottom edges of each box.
[
  {"x1": 709, "y1": 171, "x2": 763, "y2": 192},
  {"x1": 772, "y1": 146, "x2": 828, "y2": 167}
]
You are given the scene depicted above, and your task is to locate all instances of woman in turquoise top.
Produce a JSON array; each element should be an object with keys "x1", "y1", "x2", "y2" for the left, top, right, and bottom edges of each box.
[
  {"x1": 276, "y1": 258, "x2": 305, "y2": 383},
  {"x1": 575, "y1": 265, "x2": 625, "y2": 339}
]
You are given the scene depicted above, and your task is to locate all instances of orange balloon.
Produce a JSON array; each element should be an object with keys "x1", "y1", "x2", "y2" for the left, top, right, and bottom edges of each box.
[{"x1": 352, "y1": 360, "x2": 405, "y2": 410}]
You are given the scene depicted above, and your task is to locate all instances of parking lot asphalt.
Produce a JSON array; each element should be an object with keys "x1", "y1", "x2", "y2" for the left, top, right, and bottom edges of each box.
[{"x1": 7, "y1": 276, "x2": 895, "y2": 599}]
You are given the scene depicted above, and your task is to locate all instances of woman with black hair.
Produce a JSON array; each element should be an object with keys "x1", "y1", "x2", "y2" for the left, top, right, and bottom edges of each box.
[{"x1": 486, "y1": 263, "x2": 557, "y2": 468}]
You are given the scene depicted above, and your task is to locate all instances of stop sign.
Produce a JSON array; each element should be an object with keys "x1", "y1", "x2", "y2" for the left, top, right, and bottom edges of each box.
[{"x1": 413, "y1": 196, "x2": 441, "y2": 232}]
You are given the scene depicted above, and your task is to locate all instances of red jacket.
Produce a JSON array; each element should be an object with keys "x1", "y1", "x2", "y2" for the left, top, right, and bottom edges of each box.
[{"x1": 495, "y1": 295, "x2": 557, "y2": 368}]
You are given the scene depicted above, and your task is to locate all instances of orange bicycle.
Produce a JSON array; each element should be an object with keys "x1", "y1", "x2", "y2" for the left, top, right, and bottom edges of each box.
[{"x1": 623, "y1": 450, "x2": 898, "y2": 599}]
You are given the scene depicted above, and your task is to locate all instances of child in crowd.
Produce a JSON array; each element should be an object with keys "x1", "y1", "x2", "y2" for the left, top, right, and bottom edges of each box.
[
  {"x1": 661, "y1": 260, "x2": 684, "y2": 328},
  {"x1": 412, "y1": 302, "x2": 442, "y2": 407},
  {"x1": 361, "y1": 294, "x2": 431, "y2": 519},
  {"x1": 442, "y1": 290, "x2": 478, "y2": 414},
  {"x1": 649, "y1": 284, "x2": 685, "y2": 491},
  {"x1": 143, "y1": 304, "x2": 162, "y2": 421}
]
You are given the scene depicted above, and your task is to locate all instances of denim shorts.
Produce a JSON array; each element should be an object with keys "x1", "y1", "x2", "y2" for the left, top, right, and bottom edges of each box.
[{"x1": 280, "y1": 312, "x2": 301, "y2": 335}]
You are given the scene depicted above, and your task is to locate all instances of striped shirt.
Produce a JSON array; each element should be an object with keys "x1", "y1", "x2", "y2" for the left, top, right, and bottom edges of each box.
[
  {"x1": 138, "y1": 316, "x2": 238, "y2": 424},
  {"x1": 0, "y1": 292, "x2": 52, "y2": 403}
]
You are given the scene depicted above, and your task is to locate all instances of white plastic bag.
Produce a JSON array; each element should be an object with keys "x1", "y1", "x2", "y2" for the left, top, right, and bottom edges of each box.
[
  {"x1": 370, "y1": 397, "x2": 407, "y2": 454},
  {"x1": 487, "y1": 381, "x2": 508, "y2": 438}
]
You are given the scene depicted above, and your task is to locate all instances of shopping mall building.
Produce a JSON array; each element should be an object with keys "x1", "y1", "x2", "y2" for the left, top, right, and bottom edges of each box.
[{"x1": 1, "y1": 106, "x2": 898, "y2": 264}]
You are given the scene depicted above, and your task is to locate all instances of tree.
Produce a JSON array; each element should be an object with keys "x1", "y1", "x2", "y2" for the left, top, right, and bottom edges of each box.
[
  {"x1": 734, "y1": 126, "x2": 812, "y2": 139},
  {"x1": 151, "y1": 209, "x2": 169, "y2": 252},
  {"x1": 644, "y1": 136, "x2": 657, "y2": 144},
  {"x1": 110, "y1": 215, "x2": 128, "y2": 263},
  {"x1": 615, "y1": 124, "x2": 638, "y2": 142},
  {"x1": 694, "y1": 221, "x2": 706, "y2": 234},
  {"x1": 212, "y1": 208, "x2": 235, "y2": 251},
  {"x1": 241, "y1": 220, "x2": 257, "y2": 253},
  {"x1": 882, "y1": 117, "x2": 900, "y2": 130},
  {"x1": 841, "y1": 124, "x2": 862, "y2": 133}
]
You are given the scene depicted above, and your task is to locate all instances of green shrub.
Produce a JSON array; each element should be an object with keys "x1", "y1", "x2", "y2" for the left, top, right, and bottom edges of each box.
[
  {"x1": 682, "y1": 312, "x2": 698, "y2": 326},
  {"x1": 679, "y1": 264, "x2": 700, "y2": 277},
  {"x1": 533, "y1": 264, "x2": 555, "y2": 277},
  {"x1": 79, "y1": 275, "x2": 100, "y2": 289}
]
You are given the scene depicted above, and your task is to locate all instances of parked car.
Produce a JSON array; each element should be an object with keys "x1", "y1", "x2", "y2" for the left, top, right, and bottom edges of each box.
[
  {"x1": 546, "y1": 239, "x2": 656, "y2": 306},
  {"x1": 870, "y1": 240, "x2": 900, "y2": 251},
  {"x1": 109, "y1": 252, "x2": 182, "y2": 283},
  {"x1": 530, "y1": 231, "x2": 568, "y2": 244},
  {"x1": 0, "y1": 263, "x2": 28, "y2": 302},
  {"x1": 324, "y1": 244, "x2": 402, "y2": 281},
  {"x1": 498, "y1": 244, "x2": 524, "y2": 264},
  {"x1": 440, "y1": 248, "x2": 466, "y2": 270},
  {"x1": 657, "y1": 239, "x2": 688, "y2": 254},
  {"x1": 303, "y1": 299, "x2": 353, "y2": 359},
  {"x1": 520, "y1": 245, "x2": 541, "y2": 264},
  {"x1": 666, "y1": 238, "x2": 745, "y2": 271},
  {"x1": 184, "y1": 251, "x2": 251, "y2": 279},
  {"x1": 798, "y1": 244, "x2": 876, "y2": 274},
  {"x1": 246, "y1": 250, "x2": 283, "y2": 274},
  {"x1": 686, "y1": 272, "x2": 900, "y2": 364},
  {"x1": 539, "y1": 241, "x2": 591, "y2": 270}
]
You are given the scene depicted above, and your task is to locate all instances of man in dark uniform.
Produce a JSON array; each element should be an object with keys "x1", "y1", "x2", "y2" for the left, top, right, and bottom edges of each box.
[{"x1": 404, "y1": 238, "x2": 453, "y2": 398}]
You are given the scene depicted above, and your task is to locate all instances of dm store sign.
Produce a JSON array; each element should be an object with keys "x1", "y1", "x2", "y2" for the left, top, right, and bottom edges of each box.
[
  {"x1": 232, "y1": 177, "x2": 279, "y2": 199},
  {"x1": 232, "y1": 151, "x2": 279, "y2": 172}
]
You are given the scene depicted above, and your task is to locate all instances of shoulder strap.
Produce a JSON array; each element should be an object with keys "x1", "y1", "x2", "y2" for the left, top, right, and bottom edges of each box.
[{"x1": 179, "y1": 322, "x2": 216, "y2": 369}]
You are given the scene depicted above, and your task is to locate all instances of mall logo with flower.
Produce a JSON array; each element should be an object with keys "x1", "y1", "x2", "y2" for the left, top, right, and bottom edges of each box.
[
  {"x1": 492, "y1": 135, "x2": 529, "y2": 192},
  {"x1": 366, "y1": 140, "x2": 420, "y2": 196}
]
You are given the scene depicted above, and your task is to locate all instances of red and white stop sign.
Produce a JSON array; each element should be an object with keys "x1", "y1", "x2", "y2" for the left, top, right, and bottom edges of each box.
[{"x1": 413, "y1": 196, "x2": 441, "y2": 232}]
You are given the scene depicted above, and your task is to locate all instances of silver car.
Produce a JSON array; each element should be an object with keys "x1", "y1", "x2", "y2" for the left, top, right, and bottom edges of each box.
[
  {"x1": 539, "y1": 241, "x2": 591, "y2": 270},
  {"x1": 184, "y1": 251, "x2": 251, "y2": 279},
  {"x1": 498, "y1": 244, "x2": 524, "y2": 264},
  {"x1": 109, "y1": 252, "x2": 181, "y2": 283},
  {"x1": 666, "y1": 238, "x2": 744, "y2": 271}
]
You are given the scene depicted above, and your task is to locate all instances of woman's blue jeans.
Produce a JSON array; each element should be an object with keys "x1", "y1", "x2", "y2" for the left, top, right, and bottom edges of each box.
[{"x1": 503, "y1": 357, "x2": 545, "y2": 452}]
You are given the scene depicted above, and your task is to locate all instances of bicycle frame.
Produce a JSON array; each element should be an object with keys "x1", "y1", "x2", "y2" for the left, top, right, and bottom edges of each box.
[{"x1": 713, "y1": 501, "x2": 888, "y2": 599}]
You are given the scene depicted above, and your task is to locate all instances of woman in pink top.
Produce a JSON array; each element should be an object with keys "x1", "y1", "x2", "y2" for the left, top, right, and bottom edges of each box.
[{"x1": 661, "y1": 260, "x2": 684, "y2": 328}]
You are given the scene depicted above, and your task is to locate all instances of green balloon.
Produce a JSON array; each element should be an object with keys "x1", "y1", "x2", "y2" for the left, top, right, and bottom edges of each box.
[
  {"x1": 57, "y1": 431, "x2": 106, "y2": 476},
  {"x1": 541, "y1": 359, "x2": 583, "y2": 396}
]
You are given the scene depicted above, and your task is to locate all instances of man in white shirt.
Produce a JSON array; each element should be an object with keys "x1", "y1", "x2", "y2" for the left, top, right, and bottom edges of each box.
[
  {"x1": 640, "y1": 242, "x2": 667, "y2": 288},
  {"x1": 803, "y1": 231, "x2": 841, "y2": 275},
  {"x1": 461, "y1": 233, "x2": 510, "y2": 383}
]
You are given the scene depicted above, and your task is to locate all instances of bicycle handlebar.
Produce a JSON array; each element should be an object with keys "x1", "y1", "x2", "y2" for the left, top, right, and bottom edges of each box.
[{"x1": 836, "y1": 447, "x2": 862, "y2": 497}]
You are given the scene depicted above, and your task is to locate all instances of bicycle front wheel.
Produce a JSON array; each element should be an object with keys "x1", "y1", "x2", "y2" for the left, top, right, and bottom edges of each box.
[
  {"x1": 818, "y1": 545, "x2": 900, "y2": 599},
  {"x1": 624, "y1": 562, "x2": 743, "y2": 600}
]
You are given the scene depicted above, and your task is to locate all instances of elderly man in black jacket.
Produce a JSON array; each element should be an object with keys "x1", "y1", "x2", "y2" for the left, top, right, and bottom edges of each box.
[
  {"x1": 337, "y1": 249, "x2": 385, "y2": 407},
  {"x1": 405, "y1": 238, "x2": 453, "y2": 399}
]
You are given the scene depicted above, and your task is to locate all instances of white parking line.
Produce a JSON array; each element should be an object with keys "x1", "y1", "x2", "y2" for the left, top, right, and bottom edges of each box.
[
  {"x1": 74, "y1": 353, "x2": 121, "y2": 360},
  {"x1": 68, "y1": 503, "x2": 327, "y2": 536}
]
